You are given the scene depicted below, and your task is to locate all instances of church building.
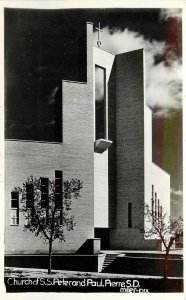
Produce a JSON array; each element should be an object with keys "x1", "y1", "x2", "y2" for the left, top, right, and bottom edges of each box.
[{"x1": 5, "y1": 22, "x2": 170, "y2": 256}]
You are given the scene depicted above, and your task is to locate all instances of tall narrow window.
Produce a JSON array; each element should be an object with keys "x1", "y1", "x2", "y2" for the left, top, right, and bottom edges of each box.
[
  {"x1": 41, "y1": 178, "x2": 49, "y2": 209},
  {"x1": 55, "y1": 171, "x2": 63, "y2": 209},
  {"x1": 155, "y1": 192, "x2": 157, "y2": 220},
  {"x1": 157, "y1": 199, "x2": 160, "y2": 217},
  {"x1": 128, "y1": 203, "x2": 132, "y2": 228},
  {"x1": 11, "y1": 191, "x2": 19, "y2": 225},
  {"x1": 151, "y1": 185, "x2": 154, "y2": 222},
  {"x1": 157, "y1": 199, "x2": 160, "y2": 224},
  {"x1": 95, "y1": 66, "x2": 106, "y2": 140},
  {"x1": 26, "y1": 183, "x2": 34, "y2": 209},
  {"x1": 160, "y1": 205, "x2": 163, "y2": 226}
]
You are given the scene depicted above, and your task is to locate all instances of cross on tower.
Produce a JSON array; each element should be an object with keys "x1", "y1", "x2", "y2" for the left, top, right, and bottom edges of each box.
[{"x1": 95, "y1": 22, "x2": 103, "y2": 48}]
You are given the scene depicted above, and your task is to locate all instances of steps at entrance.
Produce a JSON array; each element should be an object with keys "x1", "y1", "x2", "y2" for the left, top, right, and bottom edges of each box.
[{"x1": 101, "y1": 254, "x2": 118, "y2": 272}]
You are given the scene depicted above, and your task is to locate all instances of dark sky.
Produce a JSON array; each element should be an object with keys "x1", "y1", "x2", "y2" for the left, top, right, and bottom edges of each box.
[
  {"x1": 5, "y1": 8, "x2": 182, "y2": 215},
  {"x1": 5, "y1": 8, "x2": 169, "y2": 141},
  {"x1": 5, "y1": 9, "x2": 87, "y2": 141}
]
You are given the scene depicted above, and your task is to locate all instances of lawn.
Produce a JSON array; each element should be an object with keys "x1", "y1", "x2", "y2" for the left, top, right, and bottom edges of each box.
[{"x1": 4, "y1": 267, "x2": 183, "y2": 293}]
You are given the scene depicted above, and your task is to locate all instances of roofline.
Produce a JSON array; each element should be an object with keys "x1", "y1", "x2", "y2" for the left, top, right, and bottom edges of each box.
[
  {"x1": 62, "y1": 79, "x2": 86, "y2": 84},
  {"x1": 152, "y1": 162, "x2": 170, "y2": 177},
  {"x1": 116, "y1": 48, "x2": 144, "y2": 56},
  {"x1": 5, "y1": 139, "x2": 62, "y2": 145},
  {"x1": 93, "y1": 45, "x2": 115, "y2": 56}
]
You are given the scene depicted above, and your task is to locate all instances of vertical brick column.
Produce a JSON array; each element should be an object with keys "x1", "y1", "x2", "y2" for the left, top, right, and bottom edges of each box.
[{"x1": 110, "y1": 49, "x2": 146, "y2": 249}]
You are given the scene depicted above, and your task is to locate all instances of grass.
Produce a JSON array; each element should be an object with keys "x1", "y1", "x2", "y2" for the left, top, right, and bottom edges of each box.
[{"x1": 4, "y1": 267, "x2": 183, "y2": 293}]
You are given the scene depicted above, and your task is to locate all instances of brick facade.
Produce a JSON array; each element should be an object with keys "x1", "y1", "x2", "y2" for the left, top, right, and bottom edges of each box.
[
  {"x1": 5, "y1": 23, "x2": 170, "y2": 254},
  {"x1": 5, "y1": 23, "x2": 95, "y2": 254}
]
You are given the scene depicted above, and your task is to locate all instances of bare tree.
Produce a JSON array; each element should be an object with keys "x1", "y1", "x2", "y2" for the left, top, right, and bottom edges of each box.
[
  {"x1": 13, "y1": 175, "x2": 83, "y2": 274},
  {"x1": 145, "y1": 204, "x2": 183, "y2": 279}
]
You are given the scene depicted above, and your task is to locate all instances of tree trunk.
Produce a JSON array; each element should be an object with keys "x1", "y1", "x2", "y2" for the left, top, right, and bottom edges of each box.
[
  {"x1": 164, "y1": 238, "x2": 174, "y2": 280},
  {"x1": 48, "y1": 238, "x2": 53, "y2": 274},
  {"x1": 163, "y1": 249, "x2": 169, "y2": 280}
]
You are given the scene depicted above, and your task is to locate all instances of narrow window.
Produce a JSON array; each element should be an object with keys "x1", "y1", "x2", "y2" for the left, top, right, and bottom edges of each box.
[
  {"x1": 160, "y1": 205, "x2": 163, "y2": 227},
  {"x1": 157, "y1": 199, "x2": 160, "y2": 224},
  {"x1": 41, "y1": 178, "x2": 49, "y2": 209},
  {"x1": 11, "y1": 191, "x2": 19, "y2": 225},
  {"x1": 55, "y1": 171, "x2": 63, "y2": 209},
  {"x1": 157, "y1": 199, "x2": 160, "y2": 217},
  {"x1": 95, "y1": 66, "x2": 106, "y2": 140},
  {"x1": 128, "y1": 203, "x2": 132, "y2": 228},
  {"x1": 151, "y1": 185, "x2": 154, "y2": 222},
  {"x1": 26, "y1": 183, "x2": 34, "y2": 208},
  {"x1": 155, "y1": 192, "x2": 157, "y2": 220}
]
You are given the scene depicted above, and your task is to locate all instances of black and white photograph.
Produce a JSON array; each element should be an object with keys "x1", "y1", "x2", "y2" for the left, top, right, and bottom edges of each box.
[{"x1": 2, "y1": 0, "x2": 184, "y2": 296}]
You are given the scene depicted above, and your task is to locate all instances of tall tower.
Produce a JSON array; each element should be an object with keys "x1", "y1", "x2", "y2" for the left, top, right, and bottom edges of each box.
[{"x1": 93, "y1": 28, "x2": 170, "y2": 250}]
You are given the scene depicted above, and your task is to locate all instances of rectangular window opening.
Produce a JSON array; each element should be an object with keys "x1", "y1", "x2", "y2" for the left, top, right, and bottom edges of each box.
[
  {"x1": 11, "y1": 191, "x2": 19, "y2": 225},
  {"x1": 151, "y1": 185, "x2": 154, "y2": 223},
  {"x1": 155, "y1": 192, "x2": 157, "y2": 220},
  {"x1": 41, "y1": 177, "x2": 49, "y2": 209},
  {"x1": 157, "y1": 199, "x2": 160, "y2": 218},
  {"x1": 26, "y1": 183, "x2": 34, "y2": 209},
  {"x1": 95, "y1": 65, "x2": 106, "y2": 140},
  {"x1": 157, "y1": 199, "x2": 160, "y2": 225},
  {"x1": 55, "y1": 171, "x2": 63, "y2": 210},
  {"x1": 128, "y1": 203, "x2": 132, "y2": 228}
]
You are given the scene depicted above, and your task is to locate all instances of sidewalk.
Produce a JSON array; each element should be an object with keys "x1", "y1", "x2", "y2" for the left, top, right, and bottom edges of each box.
[{"x1": 101, "y1": 249, "x2": 183, "y2": 255}]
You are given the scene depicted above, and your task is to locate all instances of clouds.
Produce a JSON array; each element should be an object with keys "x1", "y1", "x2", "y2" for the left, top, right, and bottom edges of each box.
[
  {"x1": 93, "y1": 24, "x2": 182, "y2": 117},
  {"x1": 160, "y1": 9, "x2": 182, "y2": 20},
  {"x1": 171, "y1": 188, "x2": 183, "y2": 217},
  {"x1": 94, "y1": 27, "x2": 165, "y2": 59},
  {"x1": 146, "y1": 58, "x2": 182, "y2": 117},
  {"x1": 171, "y1": 188, "x2": 183, "y2": 197},
  {"x1": 95, "y1": 66, "x2": 105, "y2": 102}
]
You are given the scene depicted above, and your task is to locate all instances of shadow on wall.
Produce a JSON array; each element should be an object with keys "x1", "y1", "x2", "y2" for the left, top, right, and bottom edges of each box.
[
  {"x1": 76, "y1": 238, "x2": 101, "y2": 255},
  {"x1": 5, "y1": 254, "x2": 101, "y2": 272}
]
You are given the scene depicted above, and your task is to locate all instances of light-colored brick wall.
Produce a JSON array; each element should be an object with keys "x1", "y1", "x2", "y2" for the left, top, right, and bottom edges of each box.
[
  {"x1": 5, "y1": 22, "x2": 95, "y2": 255},
  {"x1": 108, "y1": 59, "x2": 117, "y2": 228},
  {"x1": 5, "y1": 24, "x2": 170, "y2": 254},
  {"x1": 94, "y1": 151, "x2": 109, "y2": 227},
  {"x1": 93, "y1": 47, "x2": 115, "y2": 228},
  {"x1": 151, "y1": 163, "x2": 170, "y2": 216}
]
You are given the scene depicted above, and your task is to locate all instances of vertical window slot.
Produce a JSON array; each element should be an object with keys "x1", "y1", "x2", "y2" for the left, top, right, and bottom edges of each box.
[
  {"x1": 11, "y1": 191, "x2": 19, "y2": 225},
  {"x1": 128, "y1": 203, "x2": 132, "y2": 228},
  {"x1": 55, "y1": 171, "x2": 63, "y2": 209},
  {"x1": 95, "y1": 65, "x2": 106, "y2": 140}
]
